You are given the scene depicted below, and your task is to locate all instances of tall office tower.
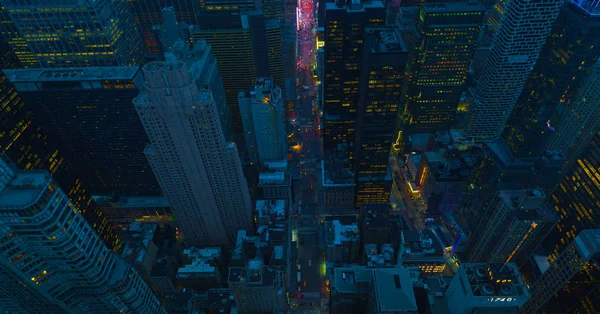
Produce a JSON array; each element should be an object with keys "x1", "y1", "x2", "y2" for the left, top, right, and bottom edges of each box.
[
  {"x1": 0, "y1": 0, "x2": 143, "y2": 68},
  {"x1": 238, "y1": 78, "x2": 286, "y2": 165},
  {"x1": 261, "y1": 0, "x2": 285, "y2": 21},
  {"x1": 405, "y1": 2, "x2": 484, "y2": 132},
  {"x1": 283, "y1": 0, "x2": 298, "y2": 80},
  {"x1": 524, "y1": 229, "x2": 600, "y2": 314},
  {"x1": 0, "y1": 70, "x2": 117, "y2": 249},
  {"x1": 323, "y1": 0, "x2": 385, "y2": 159},
  {"x1": 544, "y1": 132, "x2": 600, "y2": 262},
  {"x1": 133, "y1": 61, "x2": 252, "y2": 246},
  {"x1": 463, "y1": 0, "x2": 563, "y2": 141},
  {"x1": 192, "y1": 10, "x2": 284, "y2": 136},
  {"x1": 467, "y1": 189, "x2": 556, "y2": 266},
  {"x1": 155, "y1": 7, "x2": 193, "y2": 54},
  {"x1": 504, "y1": 1, "x2": 600, "y2": 157},
  {"x1": 354, "y1": 27, "x2": 409, "y2": 205},
  {"x1": 546, "y1": 61, "x2": 600, "y2": 165},
  {"x1": 128, "y1": 1, "x2": 200, "y2": 56},
  {"x1": 4, "y1": 67, "x2": 160, "y2": 196},
  {"x1": 0, "y1": 156, "x2": 165, "y2": 314},
  {"x1": 166, "y1": 40, "x2": 233, "y2": 142}
]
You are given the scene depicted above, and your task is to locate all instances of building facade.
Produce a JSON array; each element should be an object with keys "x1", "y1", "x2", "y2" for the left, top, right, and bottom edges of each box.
[
  {"x1": 504, "y1": 0, "x2": 600, "y2": 157},
  {"x1": 133, "y1": 61, "x2": 252, "y2": 246},
  {"x1": 322, "y1": 0, "x2": 385, "y2": 158},
  {"x1": 0, "y1": 67, "x2": 118, "y2": 249},
  {"x1": 238, "y1": 78, "x2": 287, "y2": 165},
  {"x1": 546, "y1": 61, "x2": 600, "y2": 165},
  {"x1": 405, "y1": 2, "x2": 484, "y2": 132},
  {"x1": 0, "y1": 156, "x2": 164, "y2": 313},
  {"x1": 467, "y1": 189, "x2": 556, "y2": 266},
  {"x1": 524, "y1": 229, "x2": 600, "y2": 314},
  {"x1": 167, "y1": 40, "x2": 233, "y2": 142},
  {"x1": 464, "y1": 0, "x2": 563, "y2": 141},
  {"x1": 192, "y1": 10, "x2": 284, "y2": 135},
  {"x1": 543, "y1": 132, "x2": 600, "y2": 263},
  {"x1": 0, "y1": 0, "x2": 143, "y2": 68},
  {"x1": 4, "y1": 66, "x2": 160, "y2": 196},
  {"x1": 354, "y1": 27, "x2": 409, "y2": 205}
]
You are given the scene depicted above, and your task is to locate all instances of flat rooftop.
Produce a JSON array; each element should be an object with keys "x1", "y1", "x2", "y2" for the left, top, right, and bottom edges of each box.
[
  {"x1": 330, "y1": 220, "x2": 359, "y2": 245},
  {"x1": 256, "y1": 199, "x2": 286, "y2": 218},
  {"x1": 497, "y1": 190, "x2": 556, "y2": 221},
  {"x1": 333, "y1": 266, "x2": 373, "y2": 294},
  {"x1": 421, "y1": 2, "x2": 486, "y2": 13},
  {"x1": 4, "y1": 66, "x2": 139, "y2": 83},
  {"x1": 258, "y1": 172, "x2": 286, "y2": 184},
  {"x1": 0, "y1": 171, "x2": 52, "y2": 209},
  {"x1": 322, "y1": 158, "x2": 355, "y2": 186},
  {"x1": 367, "y1": 28, "x2": 407, "y2": 53},
  {"x1": 373, "y1": 268, "x2": 417, "y2": 312},
  {"x1": 461, "y1": 263, "x2": 530, "y2": 298}
]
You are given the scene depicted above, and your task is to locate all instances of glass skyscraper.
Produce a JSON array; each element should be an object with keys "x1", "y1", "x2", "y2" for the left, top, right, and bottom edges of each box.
[
  {"x1": 405, "y1": 2, "x2": 484, "y2": 132},
  {"x1": 464, "y1": 0, "x2": 563, "y2": 141},
  {"x1": 0, "y1": 70, "x2": 117, "y2": 249},
  {"x1": 0, "y1": 0, "x2": 143, "y2": 68},
  {"x1": 322, "y1": 0, "x2": 385, "y2": 158},
  {"x1": 4, "y1": 66, "x2": 161, "y2": 196},
  {"x1": 504, "y1": 0, "x2": 600, "y2": 157}
]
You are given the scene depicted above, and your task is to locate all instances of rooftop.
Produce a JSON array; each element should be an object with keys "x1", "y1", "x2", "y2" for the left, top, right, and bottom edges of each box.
[
  {"x1": 326, "y1": 0, "x2": 384, "y2": 12},
  {"x1": 573, "y1": 229, "x2": 600, "y2": 261},
  {"x1": 329, "y1": 220, "x2": 360, "y2": 245},
  {"x1": 497, "y1": 189, "x2": 556, "y2": 221},
  {"x1": 178, "y1": 247, "x2": 221, "y2": 278},
  {"x1": 93, "y1": 195, "x2": 169, "y2": 208},
  {"x1": 322, "y1": 157, "x2": 355, "y2": 186},
  {"x1": 365, "y1": 243, "x2": 395, "y2": 267},
  {"x1": 333, "y1": 266, "x2": 374, "y2": 294},
  {"x1": 461, "y1": 263, "x2": 530, "y2": 298},
  {"x1": 4, "y1": 66, "x2": 139, "y2": 83},
  {"x1": 421, "y1": 2, "x2": 486, "y2": 13},
  {"x1": 367, "y1": 28, "x2": 407, "y2": 53},
  {"x1": 263, "y1": 159, "x2": 288, "y2": 171},
  {"x1": 373, "y1": 268, "x2": 418, "y2": 312},
  {"x1": 256, "y1": 199, "x2": 286, "y2": 219},
  {"x1": 258, "y1": 172, "x2": 286, "y2": 185},
  {"x1": 403, "y1": 229, "x2": 445, "y2": 261},
  {"x1": 0, "y1": 171, "x2": 52, "y2": 209}
]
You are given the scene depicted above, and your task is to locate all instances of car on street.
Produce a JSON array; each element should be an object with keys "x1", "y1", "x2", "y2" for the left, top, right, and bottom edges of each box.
[{"x1": 308, "y1": 260, "x2": 312, "y2": 266}]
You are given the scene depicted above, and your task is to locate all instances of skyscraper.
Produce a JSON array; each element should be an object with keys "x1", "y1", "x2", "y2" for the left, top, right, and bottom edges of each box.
[
  {"x1": 504, "y1": 1, "x2": 600, "y2": 156},
  {"x1": 128, "y1": 0, "x2": 201, "y2": 56},
  {"x1": 133, "y1": 61, "x2": 252, "y2": 246},
  {"x1": 238, "y1": 78, "x2": 287, "y2": 165},
  {"x1": 0, "y1": 156, "x2": 165, "y2": 313},
  {"x1": 322, "y1": 0, "x2": 385, "y2": 158},
  {"x1": 354, "y1": 27, "x2": 409, "y2": 205},
  {"x1": 192, "y1": 10, "x2": 284, "y2": 136},
  {"x1": 524, "y1": 229, "x2": 600, "y2": 314},
  {"x1": 4, "y1": 66, "x2": 160, "y2": 196},
  {"x1": 0, "y1": 68, "x2": 117, "y2": 249},
  {"x1": 166, "y1": 40, "x2": 234, "y2": 142},
  {"x1": 405, "y1": 2, "x2": 484, "y2": 132},
  {"x1": 0, "y1": 0, "x2": 144, "y2": 68},
  {"x1": 544, "y1": 132, "x2": 600, "y2": 263},
  {"x1": 546, "y1": 61, "x2": 600, "y2": 164},
  {"x1": 467, "y1": 189, "x2": 556, "y2": 266},
  {"x1": 464, "y1": 0, "x2": 563, "y2": 141}
]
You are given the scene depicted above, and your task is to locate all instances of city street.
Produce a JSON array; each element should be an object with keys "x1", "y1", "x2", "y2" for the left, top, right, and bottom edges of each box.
[{"x1": 292, "y1": 0, "x2": 324, "y2": 310}]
